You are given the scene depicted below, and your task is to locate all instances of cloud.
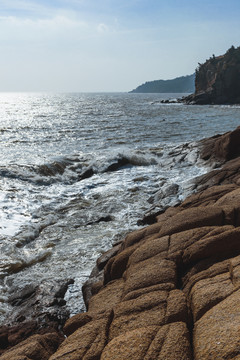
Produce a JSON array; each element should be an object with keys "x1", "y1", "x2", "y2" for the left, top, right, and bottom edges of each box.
[
  {"x1": 97, "y1": 23, "x2": 109, "y2": 33},
  {"x1": 0, "y1": 13, "x2": 93, "y2": 44},
  {"x1": 0, "y1": 0, "x2": 53, "y2": 17},
  {"x1": 0, "y1": 14, "x2": 86, "y2": 29}
]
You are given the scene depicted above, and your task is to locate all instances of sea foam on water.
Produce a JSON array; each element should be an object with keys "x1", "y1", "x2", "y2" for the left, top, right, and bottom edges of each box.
[{"x1": 0, "y1": 92, "x2": 239, "y2": 322}]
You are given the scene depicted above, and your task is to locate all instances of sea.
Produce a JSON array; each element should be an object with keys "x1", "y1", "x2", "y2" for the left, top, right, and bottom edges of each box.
[{"x1": 0, "y1": 92, "x2": 240, "y2": 323}]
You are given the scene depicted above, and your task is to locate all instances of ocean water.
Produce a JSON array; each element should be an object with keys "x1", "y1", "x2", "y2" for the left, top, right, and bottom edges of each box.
[{"x1": 0, "y1": 92, "x2": 240, "y2": 322}]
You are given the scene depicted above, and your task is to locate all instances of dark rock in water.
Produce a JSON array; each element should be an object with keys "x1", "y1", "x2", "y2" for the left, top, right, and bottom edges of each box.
[
  {"x1": 148, "y1": 183, "x2": 179, "y2": 204},
  {"x1": 0, "y1": 279, "x2": 73, "y2": 355},
  {"x1": 160, "y1": 97, "x2": 184, "y2": 104},
  {"x1": 8, "y1": 284, "x2": 37, "y2": 306},
  {"x1": 183, "y1": 45, "x2": 240, "y2": 105},
  {"x1": 38, "y1": 161, "x2": 68, "y2": 176},
  {"x1": 137, "y1": 209, "x2": 164, "y2": 225},
  {"x1": 78, "y1": 167, "x2": 94, "y2": 180},
  {"x1": 82, "y1": 266, "x2": 104, "y2": 310},
  {"x1": 105, "y1": 157, "x2": 130, "y2": 172},
  {"x1": 86, "y1": 215, "x2": 113, "y2": 226}
]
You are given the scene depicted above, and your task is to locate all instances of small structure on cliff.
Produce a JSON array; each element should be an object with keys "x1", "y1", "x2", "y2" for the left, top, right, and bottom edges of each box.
[{"x1": 184, "y1": 45, "x2": 240, "y2": 104}]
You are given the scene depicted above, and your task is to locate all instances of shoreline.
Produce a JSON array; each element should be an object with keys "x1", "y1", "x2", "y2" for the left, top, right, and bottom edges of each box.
[{"x1": 1, "y1": 126, "x2": 240, "y2": 359}]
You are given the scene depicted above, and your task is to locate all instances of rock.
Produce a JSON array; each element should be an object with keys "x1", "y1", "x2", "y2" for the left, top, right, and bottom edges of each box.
[
  {"x1": 82, "y1": 266, "x2": 104, "y2": 309},
  {"x1": 0, "y1": 279, "x2": 73, "y2": 355},
  {"x1": 6, "y1": 278, "x2": 73, "y2": 326},
  {"x1": 193, "y1": 289, "x2": 240, "y2": 360},
  {"x1": 86, "y1": 215, "x2": 113, "y2": 226},
  {"x1": 78, "y1": 167, "x2": 94, "y2": 180},
  {"x1": 183, "y1": 45, "x2": 240, "y2": 105},
  {"x1": 105, "y1": 157, "x2": 130, "y2": 172},
  {"x1": 63, "y1": 313, "x2": 92, "y2": 337},
  {"x1": 88, "y1": 279, "x2": 124, "y2": 315},
  {"x1": 101, "y1": 323, "x2": 192, "y2": 360},
  {"x1": 53, "y1": 183, "x2": 240, "y2": 359},
  {"x1": 0, "y1": 333, "x2": 62, "y2": 360},
  {"x1": 96, "y1": 244, "x2": 121, "y2": 270},
  {"x1": 200, "y1": 125, "x2": 240, "y2": 163},
  {"x1": 49, "y1": 313, "x2": 112, "y2": 360}
]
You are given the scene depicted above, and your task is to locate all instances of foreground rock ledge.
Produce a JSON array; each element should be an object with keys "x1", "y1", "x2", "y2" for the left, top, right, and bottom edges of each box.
[{"x1": 2, "y1": 127, "x2": 240, "y2": 360}]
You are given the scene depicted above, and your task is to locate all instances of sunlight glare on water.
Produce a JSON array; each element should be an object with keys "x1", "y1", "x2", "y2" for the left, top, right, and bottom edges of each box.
[{"x1": 0, "y1": 92, "x2": 240, "y2": 319}]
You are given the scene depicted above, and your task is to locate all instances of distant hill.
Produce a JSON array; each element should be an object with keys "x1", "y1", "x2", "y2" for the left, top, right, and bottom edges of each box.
[{"x1": 130, "y1": 74, "x2": 195, "y2": 93}]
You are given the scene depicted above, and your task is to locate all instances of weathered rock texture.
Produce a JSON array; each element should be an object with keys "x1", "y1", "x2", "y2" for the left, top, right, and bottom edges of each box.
[
  {"x1": 2, "y1": 126, "x2": 240, "y2": 359},
  {"x1": 184, "y1": 45, "x2": 240, "y2": 104},
  {"x1": 0, "y1": 279, "x2": 72, "y2": 357}
]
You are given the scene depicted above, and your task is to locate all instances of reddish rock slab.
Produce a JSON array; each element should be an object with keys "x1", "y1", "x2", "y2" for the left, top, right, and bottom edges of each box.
[
  {"x1": 193, "y1": 290, "x2": 240, "y2": 360},
  {"x1": 101, "y1": 322, "x2": 192, "y2": 360},
  {"x1": 0, "y1": 333, "x2": 62, "y2": 360}
]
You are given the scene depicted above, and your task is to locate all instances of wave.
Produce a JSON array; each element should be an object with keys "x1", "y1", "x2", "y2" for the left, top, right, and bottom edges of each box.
[
  {"x1": 0, "y1": 142, "x2": 204, "y2": 190},
  {"x1": 0, "y1": 150, "x2": 159, "y2": 185}
]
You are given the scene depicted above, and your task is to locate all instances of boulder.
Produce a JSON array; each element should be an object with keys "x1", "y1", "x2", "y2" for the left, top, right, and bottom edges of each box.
[{"x1": 0, "y1": 333, "x2": 62, "y2": 360}]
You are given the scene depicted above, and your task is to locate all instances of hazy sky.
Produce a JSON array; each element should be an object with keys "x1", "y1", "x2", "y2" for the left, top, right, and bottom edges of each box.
[{"x1": 1, "y1": 0, "x2": 240, "y2": 92}]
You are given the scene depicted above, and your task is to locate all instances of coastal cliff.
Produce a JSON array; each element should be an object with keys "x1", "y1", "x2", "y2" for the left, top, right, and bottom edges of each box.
[
  {"x1": 2, "y1": 127, "x2": 240, "y2": 358},
  {"x1": 184, "y1": 46, "x2": 240, "y2": 104}
]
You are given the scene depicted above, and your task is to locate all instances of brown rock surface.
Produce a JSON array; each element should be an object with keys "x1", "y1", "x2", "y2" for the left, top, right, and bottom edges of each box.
[
  {"x1": 50, "y1": 187, "x2": 240, "y2": 360},
  {"x1": 0, "y1": 333, "x2": 62, "y2": 360},
  {"x1": 4, "y1": 126, "x2": 240, "y2": 359}
]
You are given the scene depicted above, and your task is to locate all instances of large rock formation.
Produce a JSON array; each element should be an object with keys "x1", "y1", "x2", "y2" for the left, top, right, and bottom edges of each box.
[
  {"x1": 2, "y1": 127, "x2": 240, "y2": 359},
  {"x1": 184, "y1": 46, "x2": 240, "y2": 104}
]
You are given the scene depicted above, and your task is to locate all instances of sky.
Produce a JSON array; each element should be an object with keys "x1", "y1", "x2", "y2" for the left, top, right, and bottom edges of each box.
[{"x1": 1, "y1": 0, "x2": 240, "y2": 92}]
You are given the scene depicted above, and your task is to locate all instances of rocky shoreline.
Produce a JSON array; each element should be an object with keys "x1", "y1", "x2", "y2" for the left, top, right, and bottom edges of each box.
[{"x1": 2, "y1": 126, "x2": 240, "y2": 359}]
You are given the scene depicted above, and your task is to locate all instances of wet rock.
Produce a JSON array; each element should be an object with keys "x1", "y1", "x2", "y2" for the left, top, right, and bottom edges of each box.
[
  {"x1": 86, "y1": 214, "x2": 113, "y2": 226},
  {"x1": 0, "y1": 279, "x2": 73, "y2": 355},
  {"x1": 148, "y1": 183, "x2": 179, "y2": 204},
  {"x1": 105, "y1": 157, "x2": 130, "y2": 172},
  {"x1": 78, "y1": 167, "x2": 94, "y2": 180},
  {"x1": 82, "y1": 266, "x2": 104, "y2": 309},
  {"x1": 137, "y1": 208, "x2": 164, "y2": 225},
  {"x1": 96, "y1": 243, "x2": 121, "y2": 270}
]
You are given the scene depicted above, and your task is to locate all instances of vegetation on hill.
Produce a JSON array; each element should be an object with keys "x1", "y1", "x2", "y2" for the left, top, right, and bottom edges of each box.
[{"x1": 130, "y1": 74, "x2": 195, "y2": 93}]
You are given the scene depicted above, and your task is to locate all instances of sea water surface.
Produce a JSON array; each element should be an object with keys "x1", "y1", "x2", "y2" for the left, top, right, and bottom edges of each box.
[{"x1": 0, "y1": 92, "x2": 240, "y2": 322}]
